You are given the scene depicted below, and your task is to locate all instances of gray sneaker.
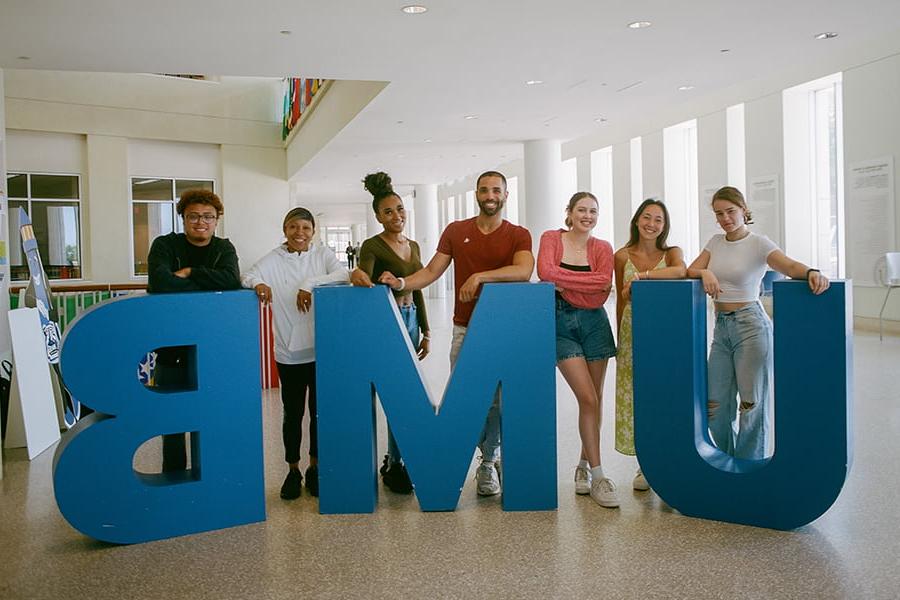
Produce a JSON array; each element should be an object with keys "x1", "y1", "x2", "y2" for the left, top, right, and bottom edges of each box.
[{"x1": 475, "y1": 461, "x2": 501, "y2": 496}]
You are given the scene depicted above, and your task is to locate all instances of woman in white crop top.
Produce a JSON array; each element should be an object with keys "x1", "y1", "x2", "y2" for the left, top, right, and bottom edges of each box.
[{"x1": 686, "y1": 186, "x2": 829, "y2": 460}]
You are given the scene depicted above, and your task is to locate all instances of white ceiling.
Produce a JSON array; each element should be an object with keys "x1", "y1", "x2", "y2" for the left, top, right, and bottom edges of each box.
[{"x1": 3, "y1": 0, "x2": 900, "y2": 210}]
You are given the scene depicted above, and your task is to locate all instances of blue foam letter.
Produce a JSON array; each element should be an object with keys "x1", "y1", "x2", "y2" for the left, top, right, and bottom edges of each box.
[
  {"x1": 631, "y1": 280, "x2": 852, "y2": 530},
  {"x1": 53, "y1": 291, "x2": 265, "y2": 543},
  {"x1": 315, "y1": 283, "x2": 557, "y2": 513}
]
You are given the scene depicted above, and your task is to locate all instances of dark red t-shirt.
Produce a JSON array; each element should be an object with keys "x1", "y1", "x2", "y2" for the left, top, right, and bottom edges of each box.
[{"x1": 436, "y1": 217, "x2": 532, "y2": 326}]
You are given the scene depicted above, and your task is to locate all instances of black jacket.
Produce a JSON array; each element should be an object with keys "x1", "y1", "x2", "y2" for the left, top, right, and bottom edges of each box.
[{"x1": 147, "y1": 232, "x2": 241, "y2": 294}]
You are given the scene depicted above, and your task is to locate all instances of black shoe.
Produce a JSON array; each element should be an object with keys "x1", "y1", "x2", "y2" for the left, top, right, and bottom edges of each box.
[
  {"x1": 379, "y1": 454, "x2": 390, "y2": 476},
  {"x1": 280, "y1": 469, "x2": 302, "y2": 500},
  {"x1": 305, "y1": 464, "x2": 319, "y2": 497},
  {"x1": 382, "y1": 461, "x2": 414, "y2": 494}
]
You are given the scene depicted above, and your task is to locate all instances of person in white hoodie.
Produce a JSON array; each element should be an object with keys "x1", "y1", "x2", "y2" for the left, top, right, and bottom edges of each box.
[{"x1": 242, "y1": 207, "x2": 349, "y2": 500}]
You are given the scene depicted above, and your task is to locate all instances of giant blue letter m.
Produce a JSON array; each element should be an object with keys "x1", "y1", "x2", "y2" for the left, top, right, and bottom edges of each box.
[{"x1": 314, "y1": 283, "x2": 557, "y2": 513}]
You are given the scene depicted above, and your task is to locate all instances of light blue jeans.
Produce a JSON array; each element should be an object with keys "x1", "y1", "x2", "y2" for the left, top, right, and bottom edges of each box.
[
  {"x1": 449, "y1": 324, "x2": 501, "y2": 463},
  {"x1": 386, "y1": 304, "x2": 420, "y2": 464},
  {"x1": 707, "y1": 302, "x2": 773, "y2": 460}
]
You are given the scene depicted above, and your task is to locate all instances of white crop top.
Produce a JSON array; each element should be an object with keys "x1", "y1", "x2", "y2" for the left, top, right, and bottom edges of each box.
[{"x1": 704, "y1": 232, "x2": 778, "y2": 303}]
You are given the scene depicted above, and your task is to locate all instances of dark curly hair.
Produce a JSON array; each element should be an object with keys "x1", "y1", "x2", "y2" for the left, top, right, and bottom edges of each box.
[
  {"x1": 176, "y1": 188, "x2": 223, "y2": 217},
  {"x1": 363, "y1": 172, "x2": 399, "y2": 213}
]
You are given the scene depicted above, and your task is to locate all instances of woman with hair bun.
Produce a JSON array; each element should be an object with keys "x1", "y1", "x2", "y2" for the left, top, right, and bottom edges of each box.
[
  {"x1": 351, "y1": 171, "x2": 430, "y2": 495},
  {"x1": 537, "y1": 192, "x2": 619, "y2": 508}
]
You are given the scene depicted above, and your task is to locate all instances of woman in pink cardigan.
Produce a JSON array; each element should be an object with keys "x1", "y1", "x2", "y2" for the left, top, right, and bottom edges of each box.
[{"x1": 537, "y1": 191, "x2": 618, "y2": 508}]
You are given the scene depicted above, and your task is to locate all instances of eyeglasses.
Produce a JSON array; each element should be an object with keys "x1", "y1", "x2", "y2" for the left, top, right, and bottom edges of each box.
[{"x1": 185, "y1": 213, "x2": 218, "y2": 224}]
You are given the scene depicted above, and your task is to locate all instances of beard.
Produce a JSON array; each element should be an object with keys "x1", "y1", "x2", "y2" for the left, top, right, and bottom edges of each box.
[{"x1": 477, "y1": 198, "x2": 505, "y2": 217}]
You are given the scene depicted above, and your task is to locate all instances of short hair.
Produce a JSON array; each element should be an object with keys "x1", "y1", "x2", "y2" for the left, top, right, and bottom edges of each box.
[
  {"x1": 282, "y1": 207, "x2": 316, "y2": 230},
  {"x1": 626, "y1": 198, "x2": 672, "y2": 251},
  {"x1": 564, "y1": 191, "x2": 598, "y2": 228},
  {"x1": 712, "y1": 186, "x2": 754, "y2": 224},
  {"x1": 475, "y1": 170, "x2": 507, "y2": 190},
  {"x1": 177, "y1": 189, "x2": 223, "y2": 216}
]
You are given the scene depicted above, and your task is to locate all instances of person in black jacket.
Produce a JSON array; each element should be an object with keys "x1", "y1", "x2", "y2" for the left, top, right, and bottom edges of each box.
[{"x1": 147, "y1": 188, "x2": 241, "y2": 472}]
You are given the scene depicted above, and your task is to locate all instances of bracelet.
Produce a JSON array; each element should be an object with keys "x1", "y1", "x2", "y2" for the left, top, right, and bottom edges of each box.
[
  {"x1": 397, "y1": 277, "x2": 406, "y2": 291},
  {"x1": 806, "y1": 268, "x2": 820, "y2": 279},
  {"x1": 422, "y1": 334, "x2": 431, "y2": 341}
]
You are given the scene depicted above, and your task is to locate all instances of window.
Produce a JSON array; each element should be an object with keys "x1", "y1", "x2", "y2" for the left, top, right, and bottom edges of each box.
[
  {"x1": 322, "y1": 227, "x2": 351, "y2": 260},
  {"x1": 7, "y1": 172, "x2": 82, "y2": 281},
  {"x1": 131, "y1": 178, "x2": 215, "y2": 276},
  {"x1": 664, "y1": 119, "x2": 700, "y2": 258},
  {"x1": 630, "y1": 137, "x2": 644, "y2": 213},
  {"x1": 782, "y1": 73, "x2": 845, "y2": 278},
  {"x1": 590, "y1": 147, "x2": 615, "y2": 244}
]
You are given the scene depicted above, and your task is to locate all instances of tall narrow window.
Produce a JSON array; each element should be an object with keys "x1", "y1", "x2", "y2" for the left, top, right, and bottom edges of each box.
[
  {"x1": 664, "y1": 120, "x2": 700, "y2": 258},
  {"x1": 590, "y1": 147, "x2": 615, "y2": 244},
  {"x1": 783, "y1": 73, "x2": 844, "y2": 277},
  {"x1": 7, "y1": 172, "x2": 82, "y2": 281}
]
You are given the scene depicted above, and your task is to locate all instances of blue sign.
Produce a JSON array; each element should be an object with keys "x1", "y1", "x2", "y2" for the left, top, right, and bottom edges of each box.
[
  {"x1": 631, "y1": 280, "x2": 852, "y2": 530},
  {"x1": 52, "y1": 291, "x2": 265, "y2": 544},
  {"x1": 314, "y1": 283, "x2": 557, "y2": 514}
]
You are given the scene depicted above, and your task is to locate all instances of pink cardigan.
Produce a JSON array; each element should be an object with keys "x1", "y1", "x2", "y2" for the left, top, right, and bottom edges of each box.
[{"x1": 537, "y1": 229, "x2": 614, "y2": 309}]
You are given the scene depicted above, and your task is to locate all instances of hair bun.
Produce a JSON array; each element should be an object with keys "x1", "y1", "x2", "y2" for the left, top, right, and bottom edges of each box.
[{"x1": 363, "y1": 172, "x2": 394, "y2": 197}]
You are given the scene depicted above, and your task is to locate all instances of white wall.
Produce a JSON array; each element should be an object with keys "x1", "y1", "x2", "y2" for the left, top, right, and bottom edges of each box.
[
  {"x1": 6, "y1": 130, "x2": 85, "y2": 175},
  {"x1": 84, "y1": 135, "x2": 130, "y2": 282},
  {"x1": 744, "y1": 93, "x2": 784, "y2": 246},
  {"x1": 220, "y1": 145, "x2": 289, "y2": 270},
  {"x1": 844, "y1": 53, "x2": 900, "y2": 320},
  {"x1": 0, "y1": 69, "x2": 10, "y2": 359},
  {"x1": 697, "y1": 110, "x2": 728, "y2": 248},
  {"x1": 128, "y1": 139, "x2": 219, "y2": 181}
]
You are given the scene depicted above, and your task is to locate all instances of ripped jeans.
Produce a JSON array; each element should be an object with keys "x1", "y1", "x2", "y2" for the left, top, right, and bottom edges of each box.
[{"x1": 707, "y1": 302, "x2": 773, "y2": 460}]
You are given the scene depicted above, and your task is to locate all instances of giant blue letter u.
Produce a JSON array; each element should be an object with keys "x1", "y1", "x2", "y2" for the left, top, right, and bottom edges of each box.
[
  {"x1": 315, "y1": 283, "x2": 557, "y2": 514},
  {"x1": 52, "y1": 291, "x2": 265, "y2": 544},
  {"x1": 631, "y1": 280, "x2": 852, "y2": 530}
]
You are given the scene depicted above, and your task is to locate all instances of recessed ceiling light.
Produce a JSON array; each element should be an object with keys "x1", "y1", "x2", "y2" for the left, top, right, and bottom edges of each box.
[
  {"x1": 401, "y1": 5, "x2": 428, "y2": 14},
  {"x1": 628, "y1": 21, "x2": 652, "y2": 29},
  {"x1": 525, "y1": 80, "x2": 544, "y2": 86},
  {"x1": 17, "y1": 55, "x2": 30, "y2": 60},
  {"x1": 720, "y1": 48, "x2": 730, "y2": 53},
  {"x1": 279, "y1": 30, "x2": 292, "y2": 35},
  {"x1": 594, "y1": 117, "x2": 608, "y2": 124},
  {"x1": 464, "y1": 115, "x2": 478, "y2": 120},
  {"x1": 814, "y1": 32, "x2": 838, "y2": 40},
  {"x1": 396, "y1": 120, "x2": 404, "y2": 124},
  {"x1": 678, "y1": 85, "x2": 695, "y2": 91},
  {"x1": 424, "y1": 139, "x2": 432, "y2": 143}
]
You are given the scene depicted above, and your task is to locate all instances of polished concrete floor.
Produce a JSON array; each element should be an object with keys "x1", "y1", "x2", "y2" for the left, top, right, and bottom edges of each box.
[{"x1": 2, "y1": 296, "x2": 899, "y2": 599}]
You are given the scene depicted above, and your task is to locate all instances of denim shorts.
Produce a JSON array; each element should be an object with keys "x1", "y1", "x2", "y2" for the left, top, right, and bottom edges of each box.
[{"x1": 555, "y1": 295, "x2": 617, "y2": 362}]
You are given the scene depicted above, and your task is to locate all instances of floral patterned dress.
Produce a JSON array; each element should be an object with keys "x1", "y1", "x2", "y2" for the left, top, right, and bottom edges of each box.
[{"x1": 615, "y1": 255, "x2": 667, "y2": 455}]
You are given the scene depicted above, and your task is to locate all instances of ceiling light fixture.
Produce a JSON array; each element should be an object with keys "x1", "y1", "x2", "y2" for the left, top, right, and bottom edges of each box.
[
  {"x1": 678, "y1": 85, "x2": 695, "y2": 91},
  {"x1": 720, "y1": 48, "x2": 731, "y2": 53},
  {"x1": 17, "y1": 55, "x2": 30, "y2": 60},
  {"x1": 526, "y1": 80, "x2": 544, "y2": 86},
  {"x1": 594, "y1": 117, "x2": 608, "y2": 124},
  {"x1": 401, "y1": 5, "x2": 428, "y2": 14},
  {"x1": 279, "y1": 30, "x2": 292, "y2": 35},
  {"x1": 814, "y1": 32, "x2": 838, "y2": 40},
  {"x1": 424, "y1": 139, "x2": 432, "y2": 143},
  {"x1": 628, "y1": 21, "x2": 652, "y2": 29},
  {"x1": 464, "y1": 115, "x2": 478, "y2": 120}
]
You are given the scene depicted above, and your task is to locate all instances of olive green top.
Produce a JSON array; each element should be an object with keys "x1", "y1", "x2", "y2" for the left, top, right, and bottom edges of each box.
[{"x1": 357, "y1": 235, "x2": 429, "y2": 333}]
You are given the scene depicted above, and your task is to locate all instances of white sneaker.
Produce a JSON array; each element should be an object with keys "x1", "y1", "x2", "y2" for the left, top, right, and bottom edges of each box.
[
  {"x1": 574, "y1": 465, "x2": 592, "y2": 495},
  {"x1": 475, "y1": 461, "x2": 501, "y2": 496},
  {"x1": 590, "y1": 477, "x2": 620, "y2": 508},
  {"x1": 633, "y1": 468, "x2": 650, "y2": 491}
]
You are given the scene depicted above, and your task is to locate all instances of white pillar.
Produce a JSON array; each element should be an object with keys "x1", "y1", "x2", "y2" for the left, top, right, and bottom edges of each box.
[
  {"x1": 523, "y1": 139, "x2": 564, "y2": 254},
  {"x1": 351, "y1": 224, "x2": 364, "y2": 244},
  {"x1": 365, "y1": 202, "x2": 380, "y2": 240},
  {"x1": 414, "y1": 183, "x2": 440, "y2": 297}
]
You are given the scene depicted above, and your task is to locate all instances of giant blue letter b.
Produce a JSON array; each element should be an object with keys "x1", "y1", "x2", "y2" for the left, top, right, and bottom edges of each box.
[{"x1": 53, "y1": 291, "x2": 265, "y2": 544}]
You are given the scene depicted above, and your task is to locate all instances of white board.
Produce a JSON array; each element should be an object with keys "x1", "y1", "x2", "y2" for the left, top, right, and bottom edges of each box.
[{"x1": 6, "y1": 308, "x2": 60, "y2": 460}]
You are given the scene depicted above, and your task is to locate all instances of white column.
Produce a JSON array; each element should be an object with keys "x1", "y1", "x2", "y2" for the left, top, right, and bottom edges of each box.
[
  {"x1": 523, "y1": 139, "x2": 564, "y2": 254},
  {"x1": 414, "y1": 184, "x2": 440, "y2": 298},
  {"x1": 365, "y1": 202, "x2": 380, "y2": 240},
  {"x1": 351, "y1": 224, "x2": 364, "y2": 244}
]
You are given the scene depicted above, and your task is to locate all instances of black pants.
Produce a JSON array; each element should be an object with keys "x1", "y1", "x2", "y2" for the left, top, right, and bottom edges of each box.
[
  {"x1": 154, "y1": 349, "x2": 191, "y2": 472},
  {"x1": 276, "y1": 361, "x2": 317, "y2": 464}
]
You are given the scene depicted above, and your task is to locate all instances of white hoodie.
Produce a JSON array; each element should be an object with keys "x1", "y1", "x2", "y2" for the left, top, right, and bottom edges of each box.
[{"x1": 241, "y1": 244, "x2": 349, "y2": 364}]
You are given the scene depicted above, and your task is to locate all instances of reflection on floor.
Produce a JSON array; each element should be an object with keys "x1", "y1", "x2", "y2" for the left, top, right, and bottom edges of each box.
[{"x1": 2, "y1": 296, "x2": 899, "y2": 599}]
